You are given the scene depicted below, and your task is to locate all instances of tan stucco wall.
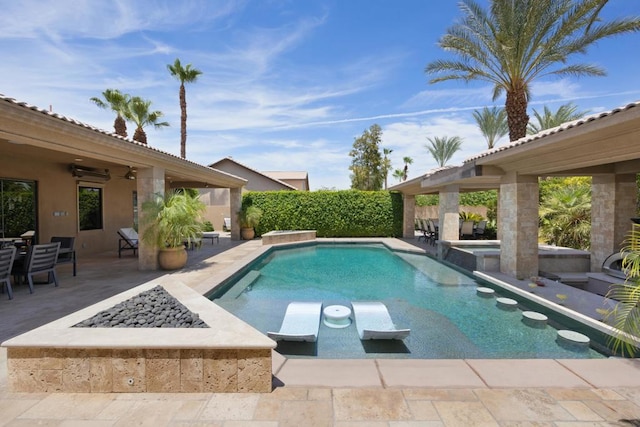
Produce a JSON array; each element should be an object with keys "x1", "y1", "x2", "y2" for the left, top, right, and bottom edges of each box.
[
  {"x1": 1, "y1": 143, "x2": 138, "y2": 257},
  {"x1": 199, "y1": 160, "x2": 297, "y2": 229},
  {"x1": 199, "y1": 189, "x2": 231, "y2": 231}
]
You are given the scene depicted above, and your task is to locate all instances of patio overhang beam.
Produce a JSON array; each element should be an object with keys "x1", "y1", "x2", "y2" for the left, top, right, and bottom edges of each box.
[
  {"x1": 170, "y1": 181, "x2": 234, "y2": 189},
  {"x1": 420, "y1": 163, "x2": 504, "y2": 192},
  {"x1": 538, "y1": 159, "x2": 640, "y2": 177}
]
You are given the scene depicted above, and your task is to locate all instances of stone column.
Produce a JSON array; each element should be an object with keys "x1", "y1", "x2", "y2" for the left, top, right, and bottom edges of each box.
[
  {"x1": 591, "y1": 174, "x2": 637, "y2": 271},
  {"x1": 229, "y1": 187, "x2": 242, "y2": 241},
  {"x1": 403, "y1": 194, "x2": 416, "y2": 238},
  {"x1": 499, "y1": 172, "x2": 539, "y2": 280},
  {"x1": 137, "y1": 166, "x2": 165, "y2": 270},
  {"x1": 438, "y1": 185, "x2": 460, "y2": 241},
  {"x1": 495, "y1": 189, "x2": 502, "y2": 241}
]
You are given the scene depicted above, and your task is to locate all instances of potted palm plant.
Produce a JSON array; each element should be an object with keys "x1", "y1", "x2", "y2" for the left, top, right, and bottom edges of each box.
[
  {"x1": 239, "y1": 205, "x2": 263, "y2": 240},
  {"x1": 140, "y1": 189, "x2": 206, "y2": 270}
]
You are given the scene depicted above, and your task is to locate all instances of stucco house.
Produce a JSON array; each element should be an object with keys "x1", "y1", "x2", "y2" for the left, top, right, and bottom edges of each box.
[
  {"x1": 0, "y1": 94, "x2": 247, "y2": 271},
  {"x1": 200, "y1": 157, "x2": 309, "y2": 230}
]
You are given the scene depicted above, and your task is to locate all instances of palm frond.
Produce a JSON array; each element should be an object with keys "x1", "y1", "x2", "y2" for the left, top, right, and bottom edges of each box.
[{"x1": 602, "y1": 224, "x2": 640, "y2": 356}]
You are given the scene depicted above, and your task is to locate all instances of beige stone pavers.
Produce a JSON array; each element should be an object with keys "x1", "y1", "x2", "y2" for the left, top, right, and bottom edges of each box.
[{"x1": 11, "y1": 386, "x2": 640, "y2": 425}]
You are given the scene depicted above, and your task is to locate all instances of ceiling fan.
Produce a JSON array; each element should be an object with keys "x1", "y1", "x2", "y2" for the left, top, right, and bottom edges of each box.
[{"x1": 123, "y1": 166, "x2": 136, "y2": 180}]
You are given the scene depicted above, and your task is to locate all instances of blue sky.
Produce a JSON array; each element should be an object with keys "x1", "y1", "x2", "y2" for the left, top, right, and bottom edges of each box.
[{"x1": 2, "y1": 1, "x2": 640, "y2": 190}]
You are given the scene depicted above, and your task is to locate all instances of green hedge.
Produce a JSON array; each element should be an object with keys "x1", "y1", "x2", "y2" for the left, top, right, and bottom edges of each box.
[{"x1": 242, "y1": 190, "x2": 404, "y2": 237}]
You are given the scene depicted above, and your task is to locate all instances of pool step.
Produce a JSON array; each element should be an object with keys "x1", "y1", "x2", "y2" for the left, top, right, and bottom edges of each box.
[{"x1": 220, "y1": 270, "x2": 261, "y2": 300}]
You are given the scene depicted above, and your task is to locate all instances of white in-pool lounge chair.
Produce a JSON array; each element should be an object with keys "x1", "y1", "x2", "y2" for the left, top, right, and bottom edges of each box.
[
  {"x1": 351, "y1": 301, "x2": 410, "y2": 340},
  {"x1": 267, "y1": 301, "x2": 322, "y2": 342}
]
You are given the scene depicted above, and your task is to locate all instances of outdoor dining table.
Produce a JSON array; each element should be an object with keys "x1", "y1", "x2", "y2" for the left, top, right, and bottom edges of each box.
[{"x1": 11, "y1": 246, "x2": 76, "y2": 277}]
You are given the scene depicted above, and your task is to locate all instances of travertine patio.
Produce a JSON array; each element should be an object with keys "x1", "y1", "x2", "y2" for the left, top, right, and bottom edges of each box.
[{"x1": 1, "y1": 234, "x2": 639, "y2": 424}]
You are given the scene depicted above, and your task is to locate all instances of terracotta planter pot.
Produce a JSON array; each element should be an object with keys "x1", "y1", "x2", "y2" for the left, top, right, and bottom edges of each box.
[
  {"x1": 241, "y1": 227, "x2": 255, "y2": 240},
  {"x1": 158, "y1": 246, "x2": 188, "y2": 270}
]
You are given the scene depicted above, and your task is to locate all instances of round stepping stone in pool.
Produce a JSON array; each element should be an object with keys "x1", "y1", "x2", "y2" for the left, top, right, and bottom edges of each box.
[
  {"x1": 496, "y1": 297, "x2": 518, "y2": 310},
  {"x1": 522, "y1": 311, "x2": 548, "y2": 328},
  {"x1": 476, "y1": 287, "x2": 495, "y2": 298},
  {"x1": 557, "y1": 330, "x2": 590, "y2": 350}
]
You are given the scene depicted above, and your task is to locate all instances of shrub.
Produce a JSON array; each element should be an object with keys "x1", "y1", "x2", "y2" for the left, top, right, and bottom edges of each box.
[
  {"x1": 242, "y1": 190, "x2": 403, "y2": 237},
  {"x1": 459, "y1": 211, "x2": 483, "y2": 222}
]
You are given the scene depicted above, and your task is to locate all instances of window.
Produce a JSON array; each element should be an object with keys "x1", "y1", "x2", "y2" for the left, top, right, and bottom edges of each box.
[
  {"x1": 0, "y1": 179, "x2": 37, "y2": 239},
  {"x1": 78, "y1": 185, "x2": 103, "y2": 230}
]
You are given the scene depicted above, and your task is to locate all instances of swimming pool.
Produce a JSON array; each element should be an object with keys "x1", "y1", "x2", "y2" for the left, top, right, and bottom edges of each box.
[{"x1": 211, "y1": 243, "x2": 606, "y2": 359}]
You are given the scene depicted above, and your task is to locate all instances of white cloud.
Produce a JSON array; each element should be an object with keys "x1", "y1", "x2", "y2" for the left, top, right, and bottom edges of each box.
[
  {"x1": 381, "y1": 116, "x2": 490, "y2": 181},
  {"x1": 0, "y1": 0, "x2": 240, "y2": 40},
  {"x1": 403, "y1": 85, "x2": 496, "y2": 109}
]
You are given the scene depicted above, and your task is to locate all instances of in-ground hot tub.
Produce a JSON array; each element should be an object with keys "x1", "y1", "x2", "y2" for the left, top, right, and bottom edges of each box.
[
  {"x1": 440, "y1": 240, "x2": 590, "y2": 274},
  {"x1": 262, "y1": 230, "x2": 316, "y2": 245}
]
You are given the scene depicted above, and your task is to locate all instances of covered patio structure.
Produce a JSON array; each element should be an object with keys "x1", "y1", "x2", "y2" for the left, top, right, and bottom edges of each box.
[
  {"x1": 0, "y1": 94, "x2": 247, "y2": 271},
  {"x1": 392, "y1": 101, "x2": 640, "y2": 280}
]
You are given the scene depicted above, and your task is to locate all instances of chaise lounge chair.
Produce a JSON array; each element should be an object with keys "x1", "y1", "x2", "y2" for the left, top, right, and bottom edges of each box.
[
  {"x1": 117, "y1": 228, "x2": 139, "y2": 258},
  {"x1": 351, "y1": 301, "x2": 410, "y2": 340},
  {"x1": 267, "y1": 301, "x2": 322, "y2": 342}
]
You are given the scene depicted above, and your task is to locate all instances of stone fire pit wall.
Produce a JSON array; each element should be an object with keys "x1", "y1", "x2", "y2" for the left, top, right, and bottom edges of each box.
[{"x1": 2, "y1": 281, "x2": 276, "y2": 393}]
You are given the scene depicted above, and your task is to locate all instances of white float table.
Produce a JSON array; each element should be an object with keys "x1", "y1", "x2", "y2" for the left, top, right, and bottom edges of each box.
[{"x1": 323, "y1": 305, "x2": 352, "y2": 328}]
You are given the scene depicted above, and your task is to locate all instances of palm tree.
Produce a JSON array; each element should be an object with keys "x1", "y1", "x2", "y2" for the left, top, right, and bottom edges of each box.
[
  {"x1": 167, "y1": 58, "x2": 203, "y2": 159},
  {"x1": 539, "y1": 184, "x2": 591, "y2": 250},
  {"x1": 425, "y1": 136, "x2": 463, "y2": 167},
  {"x1": 473, "y1": 106, "x2": 508, "y2": 149},
  {"x1": 382, "y1": 148, "x2": 393, "y2": 189},
  {"x1": 426, "y1": 0, "x2": 640, "y2": 141},
  {"x1": 127, "y1": 97, "x2": 170, "y2": 145},
  {"x1": 527, "y1": 102, "x2": 589, "y2": 134},
  {"x1": 604, "y1": 226, "x2": 640, "y2": 357},
  {"x1": 402, "y1": 156, "x2": 413, "y2": 180},
  {"x1": 90, "y1": 89, "x2": 131, "y2": 137},
  {"x1": 392, "y1": 169, "x2": 405, "y2": 183}
]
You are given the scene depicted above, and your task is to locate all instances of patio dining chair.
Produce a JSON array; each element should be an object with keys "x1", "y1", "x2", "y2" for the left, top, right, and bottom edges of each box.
[
  {"x1": 51, "y1": 236, "x2": 76, "y2": 276},
  {"x1": 428, "y1": 219, "x2": 439, "y2": 245},
  {"x1": 460, "y1": 221, "x2": 475, "y2": 239},
  {"x1": 0, "y1": 246, "x2": 17, "y2": 299},
  {"x1": 13, "y1": 241, "x2": 61, "y2": 294},
  {"x1": 416, "y1": 218, "x2": 428, "y2": 242},
  {"x1": 473, "y1": 220, "x2": 487, "y2": 239}
]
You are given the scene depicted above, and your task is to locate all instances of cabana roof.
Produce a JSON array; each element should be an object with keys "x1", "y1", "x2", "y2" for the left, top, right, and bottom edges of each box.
[{"x1": 391, "y1": 101, "x2": 640, "y2": 195}]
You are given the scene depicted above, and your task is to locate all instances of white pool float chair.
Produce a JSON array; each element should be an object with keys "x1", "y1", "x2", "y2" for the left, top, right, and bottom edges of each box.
[
  {"x1": 351, "y1": 301, "x2": 410, "y2": 340},
  {"x1": 267, "y1": 301, "x2": 322, "y2": 342}
]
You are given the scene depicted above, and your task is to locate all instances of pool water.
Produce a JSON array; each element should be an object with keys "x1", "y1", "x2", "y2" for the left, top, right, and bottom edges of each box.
[{"x1": 212, "y1": 244, "x2": 606, "y2": 359}]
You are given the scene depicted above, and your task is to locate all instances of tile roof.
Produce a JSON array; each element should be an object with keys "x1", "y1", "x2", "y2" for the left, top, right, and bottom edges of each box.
[
  {"x1": 0, "y1": 93, "x2": 213, "y2": 170},
  {"x1": 464, "y1": 101, "x2": 640, "y2": 164},
  {"x1": 209, "y1": 157, "x2": 298, "y2": 190}
]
